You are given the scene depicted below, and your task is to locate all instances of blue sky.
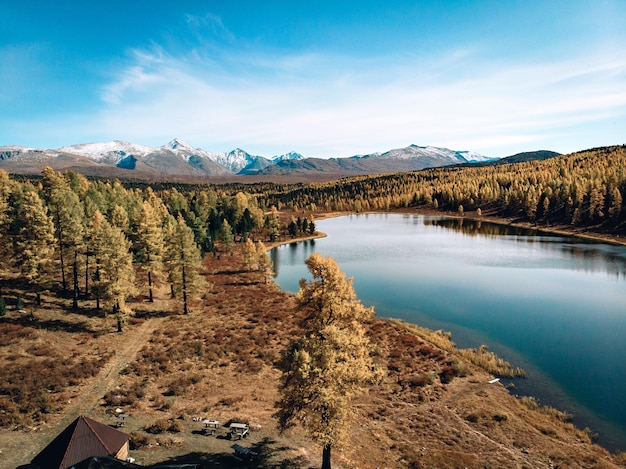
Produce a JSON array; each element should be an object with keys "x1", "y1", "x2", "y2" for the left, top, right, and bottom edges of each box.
[{"x1": 1, "y1": 1, "x2": 625, "y2": 158}]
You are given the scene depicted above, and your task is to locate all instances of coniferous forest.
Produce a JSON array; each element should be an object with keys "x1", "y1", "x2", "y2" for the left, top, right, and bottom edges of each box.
[
  {"x1": 261, "y1": 145, "x2": 626, "y2": 234},
  {"x1": 0, "y1": 144, "x2": 624, "y2": 348}
]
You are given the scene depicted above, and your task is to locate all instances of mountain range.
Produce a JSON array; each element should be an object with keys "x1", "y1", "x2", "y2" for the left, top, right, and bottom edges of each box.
[{"x1": 0, "y1": 138, "x2": 496, "y2": 180}]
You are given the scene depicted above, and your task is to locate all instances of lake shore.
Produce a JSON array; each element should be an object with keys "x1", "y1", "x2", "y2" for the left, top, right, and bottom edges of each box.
[
  {"x1": 307, "y1": 207, "x2": 626, "y2": 247},
  {"x1": 270, "y1": 211, "x2": 626, "y2": 453}
]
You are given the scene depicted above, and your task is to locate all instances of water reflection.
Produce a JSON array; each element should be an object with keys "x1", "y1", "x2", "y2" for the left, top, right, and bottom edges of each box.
[
  {"x1": 271, "y1": 239, "x2": 316, "y2": 277},
  {"x1": 421, "y1": 216, "x2": 626, "y2": 277}
]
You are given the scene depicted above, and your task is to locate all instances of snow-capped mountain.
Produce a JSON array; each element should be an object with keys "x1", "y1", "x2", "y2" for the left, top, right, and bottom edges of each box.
[
  {"x1": 58, "y1": 141, "x2": 156, "y2": 162},
  {"x1": 375, "y1": 145, "x2": 491, "y2": 163},
  {"x1": 0, "y1": 139, "x2": 496, "y2": 179},
  {"x1": 210, "y1": 148, "x2": 267, "y2": 174},
  {"x1": 272, "y1": 151, "x2": 305, "y2": 163}
]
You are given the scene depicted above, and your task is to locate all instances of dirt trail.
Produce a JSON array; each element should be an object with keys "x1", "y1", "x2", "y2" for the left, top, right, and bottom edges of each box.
[{"x1": 4, "y1": 316, "x2": 166, "y2": 469}]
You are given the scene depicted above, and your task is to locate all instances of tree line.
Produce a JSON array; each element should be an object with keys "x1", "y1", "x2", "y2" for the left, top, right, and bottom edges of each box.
[
  {"x1": 0, "y1": 167, "x2": 304, "y2": 327},
  {"x1": 260, "y1": 145, "x2": 626, "y2": 234}
]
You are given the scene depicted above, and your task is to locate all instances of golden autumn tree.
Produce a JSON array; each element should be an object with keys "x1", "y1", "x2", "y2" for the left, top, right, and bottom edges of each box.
[
  {"x1": 275, "y1": 253, "x2": 383, "y2": 469},
  {"x1": 15, "y1": 190, "x2": 56, "y2": 305},
  {"x1": 134, "y1": 200, "x2": 166, "y2": 302},
  {"x1": 164, "y1": 214, "x2": 205, "y2": 314},
  {"x1": 87, "y1": 210, "x2": 136, "y2": 331}
]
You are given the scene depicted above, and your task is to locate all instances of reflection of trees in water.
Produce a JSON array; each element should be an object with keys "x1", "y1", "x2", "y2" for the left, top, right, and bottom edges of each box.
[
  {"x1": 422, "y1": 217, "x2": 536, "y2": 238},
  {"x1": 421, "y1": 216, "x2": 626, "y2": 278},
  {"x1": 271, "y1": 239, "x2": 316, "y2": 277}
]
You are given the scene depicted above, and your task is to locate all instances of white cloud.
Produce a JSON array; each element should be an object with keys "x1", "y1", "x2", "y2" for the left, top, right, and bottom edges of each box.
[{"x1": 85, "y1": 44, "x2": 626, "y2": 156}]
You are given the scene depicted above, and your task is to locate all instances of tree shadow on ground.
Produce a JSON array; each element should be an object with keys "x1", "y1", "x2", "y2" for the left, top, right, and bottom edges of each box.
[
  {"x1": 153, "y1": 437, "x2": 315, "y2": 469},
  {"x1": 1, "y1": 315, "x2": 95, "y2": 333}
]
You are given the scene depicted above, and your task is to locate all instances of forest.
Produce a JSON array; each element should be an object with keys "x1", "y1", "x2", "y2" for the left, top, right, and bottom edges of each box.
[
  {"x1": 0, "y1": 166, "x2": 319, "y2": 324},
  {"x1": 262, "y1": 145, "x2": 626, "y2": 234},
  {"x1": 1, "y1": 145, "x2": 624, "y2": 323}
]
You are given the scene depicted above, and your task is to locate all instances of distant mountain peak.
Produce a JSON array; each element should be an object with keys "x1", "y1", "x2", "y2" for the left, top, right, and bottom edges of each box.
[
  {"x1": 272, "y1": 151, "x2": 305, "y2": 162},
  {"x1": 166, "y1": 138, "x2": 194, "y2": 151}
]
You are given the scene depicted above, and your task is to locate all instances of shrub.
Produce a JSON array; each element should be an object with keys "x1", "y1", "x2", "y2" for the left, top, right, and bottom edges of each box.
[
  {"x1": 519, "y1": 396, "x2": 573, "y2": 422},
  {"x1": 144, "y1": 419, "x2": 169, "y2": 434},
  {"x1": 129, "y1": 431, "x2": 157, "y2": 449}
]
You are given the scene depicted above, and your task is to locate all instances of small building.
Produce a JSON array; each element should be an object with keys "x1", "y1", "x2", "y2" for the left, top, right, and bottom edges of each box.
[{"x1": 31, "y1": 415, "x2": 129, "y2": 469}]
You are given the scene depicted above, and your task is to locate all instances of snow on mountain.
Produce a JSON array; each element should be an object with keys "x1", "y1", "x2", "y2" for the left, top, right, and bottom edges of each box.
[
  {"x1": 159, "y1": 138, "x2": 224, "y2": 164},
  {"x1": 164, "y1": 138, "x2": 194, "y2": 152},
  {"x1": 59, "y1": 141, "x2": 156, "y2": 161},
  {"x1": 272, "y1": 151, "x2": 305, "y2": 163},
  {"x1": 210, "y1": 148, "x2": 261, "y2": 174},
  {"x1": 456, "y1": 150, "x2": 492, "y2": 163},
  {"x1": 1, "y1": 138, "x2": 496, "y2": 178}
]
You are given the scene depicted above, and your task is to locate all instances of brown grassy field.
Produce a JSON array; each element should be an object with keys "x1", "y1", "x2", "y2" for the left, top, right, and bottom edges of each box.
[{"x1": 1, "y1": 242, "x2": 625, "y2": 468}]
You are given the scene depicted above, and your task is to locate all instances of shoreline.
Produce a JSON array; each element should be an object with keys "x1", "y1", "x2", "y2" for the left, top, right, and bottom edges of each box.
[
  {"x1": 268, "y1": 210, "x2": 626, "y2": 453},
  {"x1": 310, "y1": 208, "x2": 626, "y2": 247}
]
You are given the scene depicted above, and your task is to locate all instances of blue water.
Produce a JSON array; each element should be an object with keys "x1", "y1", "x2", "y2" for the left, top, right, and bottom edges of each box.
[{"x1": 270, "y1": 214, "x2": 626, "y2": 452}]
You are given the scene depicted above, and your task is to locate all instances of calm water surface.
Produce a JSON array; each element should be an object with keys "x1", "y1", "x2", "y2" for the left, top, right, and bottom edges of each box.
[{"x1": 271, "y1": 214, "x2": 626, "y2": 452}]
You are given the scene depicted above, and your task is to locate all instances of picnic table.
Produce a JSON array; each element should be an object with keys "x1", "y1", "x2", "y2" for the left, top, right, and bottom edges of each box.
[
  {"x1": 202, "y1": 419, "x2": 221, "y2": 435},
  {"x1": 228, "y1": 422, "x2": 249, "y2": 440}
]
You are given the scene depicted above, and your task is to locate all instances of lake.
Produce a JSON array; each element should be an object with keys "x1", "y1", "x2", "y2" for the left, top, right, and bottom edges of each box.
[{"x1": 270, "y1": 214, "x2": 626, "y2": 452}]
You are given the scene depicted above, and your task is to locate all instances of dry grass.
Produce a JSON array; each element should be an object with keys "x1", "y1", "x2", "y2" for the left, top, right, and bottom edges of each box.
[{"x1": 0, "y1": 245, "x2": 624, "y2": 468}]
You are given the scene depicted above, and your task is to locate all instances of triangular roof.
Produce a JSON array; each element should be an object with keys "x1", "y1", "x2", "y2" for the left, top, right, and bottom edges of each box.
[{"x1": 32, "y1": 416, "x2": 129, "y2": 469}]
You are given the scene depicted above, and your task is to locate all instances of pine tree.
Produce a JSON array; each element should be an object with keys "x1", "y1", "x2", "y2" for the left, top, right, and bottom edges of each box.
[
  {"x1": 164, "y1": 215, "x2": 205, "y2": 314},
  {"x1": 275, "y1": 253, "x2": 383, "y2": 469},
  {"x1": 109, "y1": 204, "x2": 129, "y2": 232},
  {"x1": 255, "y1": 241, "x2": 273, "y2": 283},
  {"x1": 219, "y1": 218, "x2": 235, "y2": 255},
  {"x1": 134, "y1": 200, "x2": 165, "y2": 302},
  {"x1": 41, "y1": 167, "x2": 85, "y2": 304},
  {"x1": 0, "y1": 170, "x2": 14, "y2": 249},
  {"x1": 16, "y1": 191, "x2": 56, "y2": 305},
  {"x1": 87, "y1": 210, "x2": 137, "y2": 329},
  {"x1": 268, "y1": 205, "x2": 280, "y2": 241},
  {"x1": 288, "y1": 216, "x2": 298, "y2": 238},
  {"x1": 242, "y1": 237, "x2": 257, "y2": 271},
  {"x1": 0, "y1": 169, "x2": 15, "y2": 264}
]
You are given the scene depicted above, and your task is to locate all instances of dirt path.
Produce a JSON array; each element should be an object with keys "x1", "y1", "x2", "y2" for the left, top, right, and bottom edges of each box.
[{"x1": 3, "y1": 316, "x2": 166, "y2": 469}]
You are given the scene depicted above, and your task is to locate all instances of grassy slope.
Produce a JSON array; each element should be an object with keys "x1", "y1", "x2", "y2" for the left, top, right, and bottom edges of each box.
[{"x1": 0, "y1": 244, "x2": 625, "y2": 468}]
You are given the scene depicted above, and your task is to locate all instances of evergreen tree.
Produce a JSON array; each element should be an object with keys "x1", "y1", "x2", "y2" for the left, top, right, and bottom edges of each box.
[
  {"x1": 255, "y1": 240, "x2": 273, "y2": 283},
  {"x1": 41, "y1": 167, "x2": 85, "y2": 303},
  {"x1": 109, "y1": 204, "x2": 129, "y2": 232},
  {"x1": 219, "y1": 218, "x2": 235, "y2": 255},
  {"x1": 134, "y1": 200, "x2": 165, "y2": 302},
  {"x1": 87, "y1": 210, "x2": 137, "y2": 329},
  {"x1": 15, "y1": 191, "x2": 56, "y2": 305},
  {"x1": 288, "y1": 217, "x2": 298, "y2": 238},
  {"x1": 0, "y1": 170, "x2": 14, "y2": 250},
  {"x1": 275, "y1": 254, "x2": 383, "y2": 469},
  {"x1": 268, "y1": 205, "x2": 280, "y2": 241},
  {"x1": 307, "y1": 215, "x2": 316, "y2": 235},
  {"x1": 242, "y1": 237, "x2": 257, "y2": 271},
  {"x1": 164, "y1": 215, "x2": 205, "y2": 314}
]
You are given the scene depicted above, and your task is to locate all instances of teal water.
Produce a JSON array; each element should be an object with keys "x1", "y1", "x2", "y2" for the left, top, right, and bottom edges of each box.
[{"x1": 270, "y1": 214, "x2": 626, "y2": 452}]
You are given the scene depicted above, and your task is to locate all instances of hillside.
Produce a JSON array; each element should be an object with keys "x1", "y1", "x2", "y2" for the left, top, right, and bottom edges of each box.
[{"x1": 0, "y1": 242, "x2": 624, "y2": 468}]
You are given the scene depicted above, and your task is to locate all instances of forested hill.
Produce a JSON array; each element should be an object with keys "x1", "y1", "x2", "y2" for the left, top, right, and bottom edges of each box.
[{"x1": 260, "y1": 145, "x2": 626, "y2": 236}]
